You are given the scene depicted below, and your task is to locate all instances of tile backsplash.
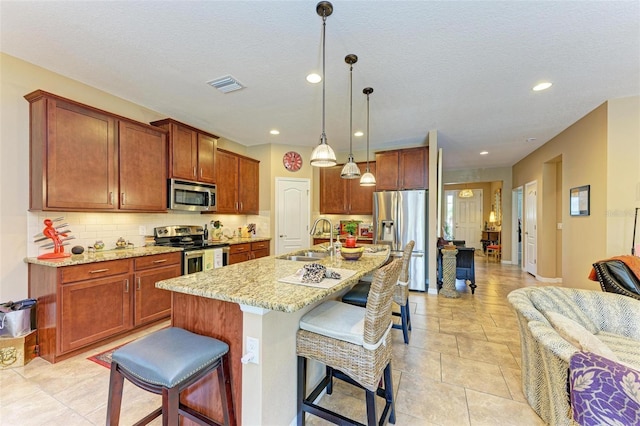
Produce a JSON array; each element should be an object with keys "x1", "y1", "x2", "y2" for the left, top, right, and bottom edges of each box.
[{"x1": 27, "y1": 211, "x2": 270, "y2": 258}]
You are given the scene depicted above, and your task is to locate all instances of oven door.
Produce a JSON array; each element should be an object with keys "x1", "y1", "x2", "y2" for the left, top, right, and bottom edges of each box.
[{"x1": 183, "y1": 250, "x2": 205, "y2": 275}]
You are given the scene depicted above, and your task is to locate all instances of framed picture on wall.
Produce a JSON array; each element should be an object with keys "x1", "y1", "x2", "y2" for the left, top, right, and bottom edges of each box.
[{"x1": 570, "y1": 185, "x2": 590, "y2": 216}]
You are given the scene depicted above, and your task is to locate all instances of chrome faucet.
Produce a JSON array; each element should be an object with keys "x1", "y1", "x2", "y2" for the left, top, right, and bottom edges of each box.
[{"x1": 310, "y1": 218, "x2": 334, "y2": 257}]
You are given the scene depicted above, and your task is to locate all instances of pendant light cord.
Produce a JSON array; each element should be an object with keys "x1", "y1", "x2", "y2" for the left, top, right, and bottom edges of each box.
[
  {"x1": 349, "y1": 62, "x2": 353, "y2": 158},
  {"x1": 321, "y1": 14, "x2": 327, "y2": 144},
  {"x1": 366, "y1": 91, "x2": 370, "y2": 171}
]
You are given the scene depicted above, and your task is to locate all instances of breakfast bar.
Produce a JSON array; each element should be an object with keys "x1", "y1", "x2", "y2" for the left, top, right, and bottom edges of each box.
[{"x1": 155, "y1": 245, "x2": 390, "y2": 426}]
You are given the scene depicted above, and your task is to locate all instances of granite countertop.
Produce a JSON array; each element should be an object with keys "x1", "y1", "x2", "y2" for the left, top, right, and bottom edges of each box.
[
  {"x1": 25, "y1": 237, "x2": 272, "y2": 267},
  {"x1": 220, "y1": 237, "x2": 271, "y2": 245},
  {"x1": 24, "y1": 246, "x2": 183, "y2": 267},
  {"x1": 156, "y1": 245, "x2": 390, "y2": 313}
]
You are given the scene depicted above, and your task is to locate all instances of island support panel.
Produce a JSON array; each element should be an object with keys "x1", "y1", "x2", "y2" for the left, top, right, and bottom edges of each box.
[{"x1": 171, "y1": 293, "x2": 243, "y2": 425}]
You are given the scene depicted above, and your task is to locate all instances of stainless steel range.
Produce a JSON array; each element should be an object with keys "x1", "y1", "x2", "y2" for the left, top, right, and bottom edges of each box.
[{"x1": 154, "y1": 225, "x2": 228, "y2": 274}]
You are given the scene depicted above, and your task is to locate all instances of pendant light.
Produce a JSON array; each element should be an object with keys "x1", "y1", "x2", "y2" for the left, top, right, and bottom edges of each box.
[
  {"x1": 360, "y1": 87, "x2": 376, "y2": 186},
  {"x1": 341, "y1": 54, "x2": 361, "y2": 179},
  {"x1": 310, "y1": 1, "x2": 337, "y2": 167}
]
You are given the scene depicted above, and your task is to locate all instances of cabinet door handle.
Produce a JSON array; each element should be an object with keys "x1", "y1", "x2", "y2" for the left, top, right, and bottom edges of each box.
[
  {"x1": 89, "y1": 268, "x2": 109, "y2": 274},
  {"x1": 109, "y1": 192, "x2": 114, "y2": 205},
  {"x1": 124, "y1": 279, "x2": 129, "y2": 293},
  {"x1": 200, "y1": 167, "x2": 203, "y2": 178},
  {"x1": 153, "y1": 259, "x2": 168, "y2": 264},
  {"x1": 121, "y1": 192, "x2": 126, "y2": 205},
  {"x1": 240, "y1": 202, "x2": 243, "y2": 211},
  {"x1": 137, "y1": 277, "x2": 141, "y2": 291},
  {"x1": 235, "y1": 202, "x2": 239, "y2": 210},
  {"x1": 193, "y1": 166, "x2": 197, "y2": 177}
]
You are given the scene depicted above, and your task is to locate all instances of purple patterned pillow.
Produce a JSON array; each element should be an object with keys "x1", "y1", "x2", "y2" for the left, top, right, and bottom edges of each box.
[{"x1": 569, "y1": 351, "x2": 640, "y2": 426}]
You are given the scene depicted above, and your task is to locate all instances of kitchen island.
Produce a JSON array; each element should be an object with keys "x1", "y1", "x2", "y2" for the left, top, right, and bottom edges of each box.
[{"x1": 155, "y1": 245, "x2": 390, "y2": 426}]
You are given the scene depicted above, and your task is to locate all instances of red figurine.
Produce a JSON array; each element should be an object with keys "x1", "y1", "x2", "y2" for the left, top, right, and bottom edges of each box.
[{"x1": 37, "y1": 218, "x2": 71, "y2": 259}]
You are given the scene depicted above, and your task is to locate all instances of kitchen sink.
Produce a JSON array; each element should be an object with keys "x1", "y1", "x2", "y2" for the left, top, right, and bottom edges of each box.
[{"x1": 277, "y1": 251, "x2": 329, "y2": 261}]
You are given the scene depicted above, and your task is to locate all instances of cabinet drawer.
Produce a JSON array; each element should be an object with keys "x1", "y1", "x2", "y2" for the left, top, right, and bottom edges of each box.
[
  {"x1": 251, "y1": 241, "x2": 269, "y2": 251},
  {"x1": 134, "y1": 252, "x2": 181, "y2": 270},
  {"x1": 61, "y1": 259, "x2": 131, "y2": 283},
  {"x1": 252, "y1": 249, "x2": 270, "y2": 260},
  {"x1": 229, "y1": 243, "x2": 251, "y2": 254}
]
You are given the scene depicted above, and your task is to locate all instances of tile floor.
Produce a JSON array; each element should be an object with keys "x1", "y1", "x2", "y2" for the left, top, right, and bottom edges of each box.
[{"x1": 1, "y1": 256, "x2": 548, "y2": 425}]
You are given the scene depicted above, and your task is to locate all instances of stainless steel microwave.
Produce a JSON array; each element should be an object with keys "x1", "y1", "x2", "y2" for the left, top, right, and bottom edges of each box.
[{"x1": 168, "y1": 179, "x2": 216, "y2": 212}]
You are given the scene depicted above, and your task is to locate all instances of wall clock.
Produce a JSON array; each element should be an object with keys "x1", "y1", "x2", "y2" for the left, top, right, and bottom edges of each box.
[{"x1": 283, "y1": 151, "x2": 303, "y2": 172}]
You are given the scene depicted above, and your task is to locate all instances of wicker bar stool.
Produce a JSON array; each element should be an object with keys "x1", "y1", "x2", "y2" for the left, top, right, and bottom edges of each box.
[
  {"x1": 341, "y1": 241, "x2": 415, "y2": 344},
  {"x1": 297, "y1": 258, "x2": 402, "y2": 426},
  {"x1": 106, "y1": 327, "x2": 236, "y2": 426}
]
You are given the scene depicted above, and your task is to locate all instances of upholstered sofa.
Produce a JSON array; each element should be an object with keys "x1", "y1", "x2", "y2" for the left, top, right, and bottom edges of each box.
[{"x1": 508, "y1": 286, "x2": 640, "y2": 425}]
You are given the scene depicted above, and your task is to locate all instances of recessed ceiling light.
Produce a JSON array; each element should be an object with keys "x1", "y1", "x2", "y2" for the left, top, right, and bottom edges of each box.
[
  {"x1": 354, "y1": 131, "x2": 364, "y2": 137},
  {"x1": 533, "y1": 82, "x2": 552, "y2": 91},
  {"x1": 270, "y1": 129, "x2": 280, "y2": 135},
  {"x1": 480, "y1": 151, "x2": 489, "y2": 155},
  {"x1": 306, "y1": 73, "x2": 321, "y2": 84}
]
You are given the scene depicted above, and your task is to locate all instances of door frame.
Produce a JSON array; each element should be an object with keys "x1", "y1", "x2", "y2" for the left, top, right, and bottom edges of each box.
[
  {"x1": 275, "y1": 177, "x2": 311, "y2": 255},
  {"x1": 524, "y1": 180, "x2": 538, "y2": 276},
  {"x1": 512, "y1": 186, "x2": 523, "y2": 268}
]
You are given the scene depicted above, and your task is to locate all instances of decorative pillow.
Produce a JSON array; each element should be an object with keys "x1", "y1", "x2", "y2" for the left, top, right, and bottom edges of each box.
[
  {"x1": 530, "y1": 287, "x2": 599, "y2": 334},
  {"x1": 545, "y1": 311, "x2": 619, "y2": 362},
  {"x1": 570, "y1": 351, "x2": 640, "y2": 426}
]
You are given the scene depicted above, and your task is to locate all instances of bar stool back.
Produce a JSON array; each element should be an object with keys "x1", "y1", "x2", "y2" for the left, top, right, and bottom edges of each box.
[
  {"x1": 296, "y1": 258, "x2": 402, "y2": 425},
  {"x1": 341, "y1": 241, "x2": 415, "y2": 343},
  {"x1": 106, "y1": 327, "x2": 236, "y2": 426}
]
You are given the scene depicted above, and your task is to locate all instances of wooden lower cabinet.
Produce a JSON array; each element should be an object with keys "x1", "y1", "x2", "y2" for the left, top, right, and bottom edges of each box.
[
  {"x1": 228, "y1": 241, "x2": 271, "y2": 265},
  {"x1": 29, "y1": 252, "x2": 181, "y2": 363},
  {"x1": 60, "y1": 273, "x2": 131, "y2": 353},
  {"x1": 133, "y1": 253, "x2": 181, "y2": 326}
]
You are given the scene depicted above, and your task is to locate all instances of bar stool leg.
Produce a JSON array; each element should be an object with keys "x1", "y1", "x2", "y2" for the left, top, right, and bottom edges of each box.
[
  {"x1": 384, "y1": 363, "x2": 396, "y2": 424},
  {"x1": 365, "y1": 389, "x2": 377, "y2": 426},
  {"x1": 217, "y1": 354, "x2": 236, "y2": 426},
  {"x1": 106, "y1": 365, "x2": 125, "y2": 426},
  {"x1": 400, "y1": 305, "x2": 409, "y2": 344},
  {"x1": 163, "y1": 387, "x2": 179, "y2": 426},
  {"x1": 297, "y1": 356, "x2": 306, "y2": 426}
]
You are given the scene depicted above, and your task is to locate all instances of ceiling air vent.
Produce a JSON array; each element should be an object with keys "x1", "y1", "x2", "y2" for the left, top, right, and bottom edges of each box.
[{"x1": 206, "y1": 75, "x2": 245, "y2": 93}]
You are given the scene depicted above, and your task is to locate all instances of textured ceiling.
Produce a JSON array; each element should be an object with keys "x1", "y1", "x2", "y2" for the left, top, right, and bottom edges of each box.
[{"x1": 1, "y1": 1, "x2": 638, "y2": 170}]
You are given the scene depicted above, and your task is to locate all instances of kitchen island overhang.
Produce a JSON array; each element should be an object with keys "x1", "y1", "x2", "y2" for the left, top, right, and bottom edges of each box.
[{"x1": 155, "y1": 246, "x2": 390, "y2": 426}]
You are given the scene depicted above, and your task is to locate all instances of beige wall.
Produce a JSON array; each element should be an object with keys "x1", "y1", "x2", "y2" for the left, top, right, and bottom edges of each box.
[
  {"x1": 606, "y1": 96, "x2": 640, "y2": 256},
  {"x1": 513, "y1": 103, "x2": 609, "y2": 288}
]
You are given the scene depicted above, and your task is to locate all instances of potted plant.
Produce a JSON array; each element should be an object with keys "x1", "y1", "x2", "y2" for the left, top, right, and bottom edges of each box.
[{"x1": 343, "y1": 221, "x2": 358, "y2": 248}]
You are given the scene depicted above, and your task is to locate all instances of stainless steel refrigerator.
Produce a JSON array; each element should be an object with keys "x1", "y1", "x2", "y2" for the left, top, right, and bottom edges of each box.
[{"x1": 373, "y1": 190, "x2": 428, "y2": 291}]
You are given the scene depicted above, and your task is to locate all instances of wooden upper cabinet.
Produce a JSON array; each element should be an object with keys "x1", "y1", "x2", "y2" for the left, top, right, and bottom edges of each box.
[
  {"x1": 150, "y1": 118, "x2": 218, "y2": 184},
  {"x1": 349, "y1": 162, "x2": 376, "y2": 214},
  {"x1": 25, "y1": 90, "x2": 168, "y2": 212},
  {"x1": 320, "y1": 165, "x2": 348, "y2": 214},
  {"x1": 215, "y1": 149, "x2": 239, "y2": 214},
  {"x1": 375, "y1": 147, "x2": 428, "y2": 190},
  {"x1": 319, "y1": 162, "x2": 375, "y2": 215},
  {"x1": 214, "y1": 149, "x2": 259, "y2": 215},
  {"x1": 238, "y1": 156, "x2": 259, "y2": 214},
  {"x1": 118, "y1": 121, "x2": 167, "y2": 212}
]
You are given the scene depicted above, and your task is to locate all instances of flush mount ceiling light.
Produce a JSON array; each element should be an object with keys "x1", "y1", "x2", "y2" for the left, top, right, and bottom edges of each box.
[
  {"x1": 459, "y1": 188, "x2": 474, "y2": 198},
  {"x1": 360, "y1": 87, "x2": 376, "y2": 186},
  {"x1": 310, "y1": 1, "x2": 337, "y2": 167},
  {"x1": 341, "y1": 54, "x2": 361, "y2": 179},
  {"x1": 206, "y1": 75, "x2": 245, "y2": 93},
  {"x1": 306, "y1": 73, "x2": 321, "y2": 84},
  {"x1": 533, "y1": 82, "x2": 552, "y2": 91}
]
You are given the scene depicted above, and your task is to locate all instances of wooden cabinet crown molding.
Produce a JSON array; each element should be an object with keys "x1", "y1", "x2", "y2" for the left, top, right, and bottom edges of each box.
[{"x1": 149, "y1": 118, "x2": 219, "y2": 140}]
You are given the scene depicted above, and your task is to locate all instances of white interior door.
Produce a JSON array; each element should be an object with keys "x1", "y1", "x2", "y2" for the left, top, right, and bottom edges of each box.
[
  {"x1": 275, "y1": 178, "x2": 310, "y2": 255},
  {"x1": 453, "y1": 190, "x2": 482, "y2": 249},
  {"x1": 525, "y1": 181, "x2": 538, "y2": 275}
]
